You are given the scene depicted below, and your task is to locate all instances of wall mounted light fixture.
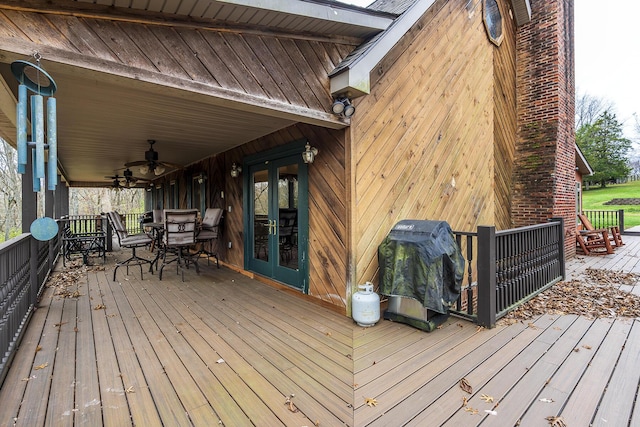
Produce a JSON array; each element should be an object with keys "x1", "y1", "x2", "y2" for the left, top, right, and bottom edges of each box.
[
  {"x1": 331, "y1": 97, "x2": 355, "y2": 118},
  {"x1": 302, "y1": 142, "x2": 318, "y2": 164},
  {"x1": 230, "y1": 162, "x2": 242, "y2": 178}
]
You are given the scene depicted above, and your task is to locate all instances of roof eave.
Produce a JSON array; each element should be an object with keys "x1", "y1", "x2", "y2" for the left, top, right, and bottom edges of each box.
[
  {"x1": 329, "y1": 0, "x2": 436, "y2": 98},
  {"x1": 218, "y1": 0, "x2": 393, "y2": 31},
  {"x1": 576, "y1": 144, "x2": 594, "y2": 176}
]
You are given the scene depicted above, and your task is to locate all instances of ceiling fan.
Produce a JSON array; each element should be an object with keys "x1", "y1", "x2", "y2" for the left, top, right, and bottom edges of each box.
[
  {"x1": 124, "y1": 140, "x2": 181, "y2": 176},
  {"x1": 105, "y1": 168, "x2": 150, "y2": 189}
]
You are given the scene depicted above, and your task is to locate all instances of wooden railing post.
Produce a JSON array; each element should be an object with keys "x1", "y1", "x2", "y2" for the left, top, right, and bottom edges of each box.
[
  {"x1": 618, "y1": 209, "x2": 625, "y2": 233},
  {"x1": 477, "y1": 226, "x2": 496, "y2": 328}
]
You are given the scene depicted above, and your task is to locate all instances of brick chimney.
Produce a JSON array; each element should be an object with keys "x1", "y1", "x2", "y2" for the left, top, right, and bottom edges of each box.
[{"x1": 512, "y1": 0, "x2": 576, "y2": 257}]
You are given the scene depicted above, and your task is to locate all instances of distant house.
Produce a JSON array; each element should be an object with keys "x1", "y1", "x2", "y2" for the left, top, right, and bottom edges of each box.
[
  {"x1": 0, "y1": 0, "x2": 575, "y2": 314},
  {"x1": 576, "y1": 144, "x2": 594, "y2": 213}
]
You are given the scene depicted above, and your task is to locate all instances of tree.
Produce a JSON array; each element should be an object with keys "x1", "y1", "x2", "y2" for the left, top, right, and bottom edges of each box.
[
  {"x1": 0, "y1": 138, "x2": 21, "y2": 241},
  {"x1": 577, "y1": 110, "x2": 632, "y2": 187},
  {"x1": 575, "y1": 92, "x2": 614, "y2": 129}
]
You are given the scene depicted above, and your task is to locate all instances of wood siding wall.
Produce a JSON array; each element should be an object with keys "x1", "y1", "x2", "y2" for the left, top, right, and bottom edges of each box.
[
  {"x1": 350, "y1": 0, "x2": 517, "y2": 288},
  {"x1": 493, "y1": 0, "x2": 518, "y2": 229},
  {"x1": 0, "y1": 7, "x2": 355, "y2": 113}
]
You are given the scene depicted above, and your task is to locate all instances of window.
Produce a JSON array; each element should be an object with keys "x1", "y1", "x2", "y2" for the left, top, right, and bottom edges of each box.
[
  {"x1": 192, "y1": 173, "x2": 207, "y2": 216},
  {"x1": 169, "y1": 180, "x2": 177, "y2": 209},
  {"x1": 155, "y1": 185, "x2": 164, "y2": 210},
  {"x1": 483, "y1": 0, "x2": 503, "y2": 46}
]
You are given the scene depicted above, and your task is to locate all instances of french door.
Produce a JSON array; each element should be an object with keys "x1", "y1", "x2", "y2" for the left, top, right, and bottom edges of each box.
[{"x1": 244, "y1": 146, "x2": 308, "y2": 292}]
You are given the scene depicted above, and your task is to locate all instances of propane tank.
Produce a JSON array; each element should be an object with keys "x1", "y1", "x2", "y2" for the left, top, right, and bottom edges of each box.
[{"x1": 352, "y1": 282, "x2": 380, "y2": 327}]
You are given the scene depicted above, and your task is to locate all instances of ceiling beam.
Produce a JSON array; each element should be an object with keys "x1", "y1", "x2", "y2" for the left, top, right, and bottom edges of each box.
[{"x1": 0, "y1": 37, "x2": 349, "y2": 130}]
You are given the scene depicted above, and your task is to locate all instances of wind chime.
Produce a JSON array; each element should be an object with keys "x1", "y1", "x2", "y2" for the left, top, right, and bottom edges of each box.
[{"x1": 12, "y1": 52, "x2": 59, "y2": 240}]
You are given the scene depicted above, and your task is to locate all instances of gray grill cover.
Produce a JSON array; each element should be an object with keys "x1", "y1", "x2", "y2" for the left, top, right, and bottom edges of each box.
[{"x1": 378, "y1": 220, "x2": 464, "y2": 314}]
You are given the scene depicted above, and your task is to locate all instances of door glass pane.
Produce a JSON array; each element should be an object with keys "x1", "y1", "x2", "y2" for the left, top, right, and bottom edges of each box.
[
  {"x1": 278, "y1": 164, "x2": 298, "y2": 270},
  {"x1": 253, "y1": 169, "x2": 269, "y2": 261}
]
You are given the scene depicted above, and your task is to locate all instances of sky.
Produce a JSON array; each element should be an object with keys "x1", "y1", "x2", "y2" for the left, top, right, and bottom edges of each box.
[{"x1": 338, "y1": 0, "x2": 640, "y2": 139}]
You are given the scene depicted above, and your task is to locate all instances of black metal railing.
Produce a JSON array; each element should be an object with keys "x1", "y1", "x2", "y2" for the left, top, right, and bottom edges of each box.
[
  {"x1": 583, "y1": 209, "x2": 626, "y2": 233},
  {"x1": 450, "y1": 219, "x2": 565, "y2": 328},
  {"x1": 59, "y1": 215, "x2": 109, "y2": 265},
  {"x1": 0, "y1": 233, "x2": 60, "y2": 384}
]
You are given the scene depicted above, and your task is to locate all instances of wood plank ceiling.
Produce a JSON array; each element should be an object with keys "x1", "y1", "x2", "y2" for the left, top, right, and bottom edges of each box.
[{"x1": 0, "y1": 0, "x2": 393, "y2": 186}]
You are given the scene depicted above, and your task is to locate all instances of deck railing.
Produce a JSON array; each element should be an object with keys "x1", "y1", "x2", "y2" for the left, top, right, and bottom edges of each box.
[
  {"x1": 450, "y1": 218, "x2": 565, "y2": 327},
  {"x1": 583, "y1": 209, "x2": 626, "y2": 233},
  {"x1": 0, "y1": 233, "x2": 60, "y2": 384},
  {"x1": 122, "y1": 212, "x2": 144, "y2": 234}
]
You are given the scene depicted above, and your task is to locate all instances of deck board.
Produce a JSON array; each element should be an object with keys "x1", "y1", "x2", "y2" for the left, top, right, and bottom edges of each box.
[
  {"x1": 87, "y1": 270, "x2": 132, "y2": 427},
  {"x1": 74, "y1": 272, "x2": 102, "y2": 427},
  {"x1": 2, "y1": 236, "x2": 640, "y2": 426}
]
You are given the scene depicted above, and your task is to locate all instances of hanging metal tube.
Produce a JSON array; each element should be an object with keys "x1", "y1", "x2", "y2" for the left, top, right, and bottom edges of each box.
[
  {"x1": 31, "y1": 94, "x2": 45, "y2": 179},
  {"x1": 47, "y1": 97, "x2": 57, "y2": 190},
  {"x1": 17, "y1": 84, "x2": 27, "y2": 174}
]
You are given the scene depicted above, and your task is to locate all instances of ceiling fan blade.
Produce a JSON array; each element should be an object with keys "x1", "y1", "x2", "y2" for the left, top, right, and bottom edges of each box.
[
  {"x1": 158, "y1": 161, "x2": 182, "y2": 170},
  {"x1": 124, "y1": 160, "x2": 148, "y2": 167}
]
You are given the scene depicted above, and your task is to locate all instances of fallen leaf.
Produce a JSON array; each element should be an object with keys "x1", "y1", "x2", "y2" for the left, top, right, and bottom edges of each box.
[
  {"x1": 125, "y1": 386, "x2": 134, "y2": 393},
  {"x1": 35, "y1": 345, "x2": 42, "y2": 353},
  {"x1": 34, "y1": 363, "x2": 48, "y2": 370},
  {"x1": 527, "y1": 323, "x2": 538, "y2": 330},
  {"x1": 464, "y1": 407, "x2": 479, "y2": 415},
  {"x1": 480, "y1": 394, "x2": 494, "y2": 403},
  {"x1": 459, "y1": 378, "x2": 473, "y2": 394},
  {"x1": 545, "y1": 415, "x2": 567, "y2": 427},
  {"x1": 540, "y1": 398, "x2": 555, "y2": 403},
  {"x1": 462, "y1": 396, "x2": 468, "y2": 407},
  {"x1": 582, "y1": 345, "x2": 592, "y2": 350},
  {"x1": 216, "y1": 359, "x2": 225, "y2": 364},
  {"x1": 484, "y1": 410, "x2": 498, "y2": 416},
  {"x1": 364, "y1": 397, "x2": 378, "y2": 407},
  {"x1": 94, "y1": 304, "x2": 106, "y2": 310},
  {"x1": 284, "y1": 395, "x2": 298, "y2": 413},
  {"x1": 498, "y1": 269, "x2": 640, "y2": 324}
]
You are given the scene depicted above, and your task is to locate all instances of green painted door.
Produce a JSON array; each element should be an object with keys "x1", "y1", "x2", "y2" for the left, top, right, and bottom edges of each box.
[{"x1": 244, "y1": 146, "x2": 309, "y2": 292}]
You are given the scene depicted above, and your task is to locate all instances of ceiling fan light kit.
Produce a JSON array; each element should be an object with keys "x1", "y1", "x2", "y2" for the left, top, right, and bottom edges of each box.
[{"x1": 125, "y1": 140, "x2": 181, "y2": 177}]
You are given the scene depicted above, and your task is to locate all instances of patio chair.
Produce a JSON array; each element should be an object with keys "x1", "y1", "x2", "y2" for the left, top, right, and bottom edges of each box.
[
  {"x1": 106, "y1": 211, "x2": 153, "y2": 281},
  {"x1": 159, "y1": 209, "x2": 200, "y2": 281},
  {"x1": 576, "y1": 229, "x2": 614, "y2": 255},
  {"x1": 196, "y1": 207, "x2": 223, "y2": 267},
  {"x1": 577, "y1": 213, "x2": 623, "y2": 247}
]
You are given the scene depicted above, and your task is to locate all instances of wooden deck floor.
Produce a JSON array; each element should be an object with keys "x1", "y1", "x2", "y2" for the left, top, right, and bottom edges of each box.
[{"x1": 2, "y1": 236, "x2": 640, "y2": 426}]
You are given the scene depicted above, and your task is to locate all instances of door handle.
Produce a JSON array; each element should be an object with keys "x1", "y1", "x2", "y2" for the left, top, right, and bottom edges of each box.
[{"x1": 268, "y1": 219, "x2": 277, "y2": 235}]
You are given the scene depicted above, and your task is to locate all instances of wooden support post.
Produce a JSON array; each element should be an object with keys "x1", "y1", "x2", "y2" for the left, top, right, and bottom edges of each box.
[
  {"x1": 21, "y1": 155, "x2": 37, "y2": 233},
  {"x1": 477, "y1": 226, "x2": 496, "y2": 328},
  {"x1": 106, "y1": 215, "x2": 112, "y2": 252},
  {"x1": 619, "y1": 209, "x2": 625, "y2": 233}
]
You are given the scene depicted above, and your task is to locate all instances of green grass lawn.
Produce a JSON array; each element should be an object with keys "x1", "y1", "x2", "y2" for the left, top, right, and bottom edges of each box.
[{"x1": 582, "y1": 180, "x2": 640, "y2": 228}]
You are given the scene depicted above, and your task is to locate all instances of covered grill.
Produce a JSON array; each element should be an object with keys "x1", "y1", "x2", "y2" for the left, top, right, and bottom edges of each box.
[{"x1": 378, "y1": 220, "x2": 464, "y2": 331}]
